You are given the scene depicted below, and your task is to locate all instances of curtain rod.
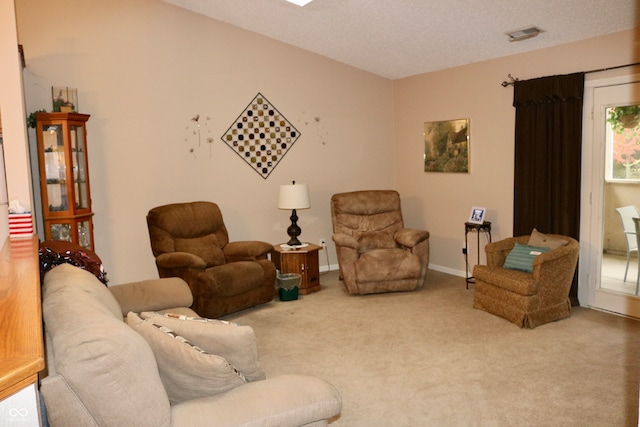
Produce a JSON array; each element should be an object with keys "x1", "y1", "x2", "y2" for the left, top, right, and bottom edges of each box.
[
  {"x1": 501, "y1": 62, "x2": 640, "y2": 87},
  {"x1": 501, "y1": 74, "x2": 519, "y2": 87},
  {"x1": 583, "y1": 61, "x2": 640, "y2": 74}
]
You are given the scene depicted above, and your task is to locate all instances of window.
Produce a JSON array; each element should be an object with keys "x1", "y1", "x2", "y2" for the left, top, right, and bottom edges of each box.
[{"x1": 606, "y1": 104, "x2": 640, "y2": 181}]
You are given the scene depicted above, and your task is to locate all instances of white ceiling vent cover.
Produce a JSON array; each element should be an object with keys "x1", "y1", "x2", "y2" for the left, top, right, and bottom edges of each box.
[
  {"x1": 506, "y1": 27, "x2": 543, "y2": 42},
  {"x1": 285, "y1": 0, "x2": 313, "y2": 6}
]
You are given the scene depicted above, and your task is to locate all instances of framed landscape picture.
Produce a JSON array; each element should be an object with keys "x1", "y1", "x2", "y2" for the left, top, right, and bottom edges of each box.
[{"x1": 424, "y1": 118, "x2": 469, "y2": 173}]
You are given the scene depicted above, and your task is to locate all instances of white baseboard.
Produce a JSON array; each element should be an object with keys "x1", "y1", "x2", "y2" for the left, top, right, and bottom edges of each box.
[
  {"x1": 320, "y1": 264, "x2": 340, "y2": 273},
  {"x1": 428, "y1": 263, "x2": 466, "y2": 278},
  {"x1": 320, "y1": 262, "x2": 466, "y2": 278}
]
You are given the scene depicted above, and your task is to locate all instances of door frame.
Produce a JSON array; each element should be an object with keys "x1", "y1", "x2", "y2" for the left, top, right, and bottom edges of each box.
[{"x1": 580, "y1": 71, "x2": 640, "y2": 317}]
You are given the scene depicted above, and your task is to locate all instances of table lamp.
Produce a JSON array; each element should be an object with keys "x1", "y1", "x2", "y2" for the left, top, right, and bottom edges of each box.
[{"x1": 279, "y1": 181, "x2": 310, "y2": 246}]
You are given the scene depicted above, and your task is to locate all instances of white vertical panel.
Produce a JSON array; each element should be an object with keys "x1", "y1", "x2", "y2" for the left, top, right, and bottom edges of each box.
[
  {"x1": 0, "y1": 136, "x2": 8, "y2": 243},
  {"x1": 0, "y1": 383, "x2": 41, "y2": 426}
]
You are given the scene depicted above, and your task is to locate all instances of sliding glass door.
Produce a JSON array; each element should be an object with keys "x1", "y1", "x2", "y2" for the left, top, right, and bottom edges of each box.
[{"x1": 581, "y1": 74, "x2": 640, "y2": 318}]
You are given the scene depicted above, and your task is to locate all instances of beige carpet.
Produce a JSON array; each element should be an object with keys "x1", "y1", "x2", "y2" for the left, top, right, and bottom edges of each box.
[{"x1": 224, "y1": 270, "x2": 640, "y2": 426}]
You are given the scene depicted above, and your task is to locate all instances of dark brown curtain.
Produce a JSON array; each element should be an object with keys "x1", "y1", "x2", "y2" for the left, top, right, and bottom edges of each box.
[{"x1": 513, "y1": 72, "x2": 585, "y2": 305}]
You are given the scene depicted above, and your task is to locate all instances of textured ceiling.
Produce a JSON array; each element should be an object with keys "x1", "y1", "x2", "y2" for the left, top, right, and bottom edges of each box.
[{"x1": 163, "y1": 0, "x2": 639, "y2": 80}]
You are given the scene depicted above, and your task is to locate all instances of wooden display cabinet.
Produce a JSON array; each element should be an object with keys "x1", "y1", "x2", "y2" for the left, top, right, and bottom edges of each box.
[
  {"x1": 36, "y1": 112, "x2": 94, "y2": 250},
  {"x1": 271, "y1": 243, "x2": 322, "y2": 294}
]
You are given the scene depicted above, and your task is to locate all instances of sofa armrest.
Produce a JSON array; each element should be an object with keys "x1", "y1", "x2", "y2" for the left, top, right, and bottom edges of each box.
[
  {"x1": 171, "y1": 374, "x2": 342, "y2": 427},
  {"x1": 394, "y1": 228, "x2": 429, "y2": 248},
  {"x1": 332, "y1": 233, "x2": 358, "y2": 250},
  {"x1": 532, "y1": 243, "x2": 576, "y2": 266},
  {"x1": 484, "y1": 237, "x2": 517, "y2": 267},
  {"x1": 109, "y1": 277, "x2": 194, "y2": 316},
  {"x1": 156, "y1": 252, "x2": 206, "y2": 269},
  {"x1": 40, "y1": 375, "x2": 106, "y2": 427},
  {"x1": 531, "y1": 242, "x2": 580, "y2": 283},
  {"x1": 223, "y1": 241, "x2": 274, "y2": 262}
]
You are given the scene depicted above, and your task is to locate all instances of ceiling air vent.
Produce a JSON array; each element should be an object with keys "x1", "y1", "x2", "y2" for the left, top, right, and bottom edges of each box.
[{"x1": 506, "y1": 27, "x2": 543, "y2": 42}]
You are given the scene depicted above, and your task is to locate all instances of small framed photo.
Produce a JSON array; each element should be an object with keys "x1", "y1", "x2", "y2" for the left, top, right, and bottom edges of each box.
[{"x1": 468, "y1": 207, "x2": 486, "y2": 224}]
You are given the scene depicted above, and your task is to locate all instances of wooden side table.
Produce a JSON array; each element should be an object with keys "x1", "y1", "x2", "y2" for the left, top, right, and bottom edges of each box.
[{"x1": 271, "y1": 243, "x2": 322, "y2": 294}]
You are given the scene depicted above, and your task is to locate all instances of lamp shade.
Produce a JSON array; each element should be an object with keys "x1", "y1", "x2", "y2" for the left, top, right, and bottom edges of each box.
[{"x1": 279, "y1": 183, "x2": 310, "y2": 210}]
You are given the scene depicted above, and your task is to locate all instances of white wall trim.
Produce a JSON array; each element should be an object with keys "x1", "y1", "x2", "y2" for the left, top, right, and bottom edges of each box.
[
  {"x1": 428, "y1": 263, "x2": 466, "y2": 278},
  {"x1": 320, "y1": 262, "x2": 467, "y2": 278},
  {"x1": 319, "y1": 263, "x2": 339, "y2": 273}
]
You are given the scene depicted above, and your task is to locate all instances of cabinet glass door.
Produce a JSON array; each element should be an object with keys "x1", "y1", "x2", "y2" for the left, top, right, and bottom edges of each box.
[
  {"x1": 50, "y1": 222, "x2": 72, "y2": 242},
  {"x1": 42, "y1": 124, "x2": 68, "y2": 212},
  {"x1": 71, "y1": 124, "x2": 89, "y2": 209},
  {"x1": 77, "y1": 220, "x2": 91, "y2": 249}
]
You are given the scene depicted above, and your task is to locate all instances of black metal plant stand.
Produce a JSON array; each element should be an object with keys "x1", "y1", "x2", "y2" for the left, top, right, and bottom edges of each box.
[{"x1": 464, "y1": 221, "x2": 492, "y2": 289}]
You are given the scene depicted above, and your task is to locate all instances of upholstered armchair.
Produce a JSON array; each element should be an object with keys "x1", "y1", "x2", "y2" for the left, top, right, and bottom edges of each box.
[
  {"x1": 147, "y1": 201, "x2": 276, "y2": 318},
  {"x1": 472, "y1": 232, "x2": 580, "y2": 328},
  {"x1": 330, "y1": 190, "x2": 430, "y2": 294}
]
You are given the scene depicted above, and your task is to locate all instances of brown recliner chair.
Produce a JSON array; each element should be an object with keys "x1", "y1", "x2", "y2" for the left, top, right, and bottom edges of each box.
[
  {"x1": 330, "y1": 190, "x2": 430, "y2": 294},
  {"x1": 146, "y1": 201, "x2": 276, "y2": 318},
  {"x1": 473, "y1": 233, "x2": 580, "y2": 328}
]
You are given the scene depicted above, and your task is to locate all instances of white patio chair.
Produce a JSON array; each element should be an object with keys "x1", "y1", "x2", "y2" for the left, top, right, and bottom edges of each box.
[{"x1": 615, "y1": 205, "x2": 640, "y2": 284}]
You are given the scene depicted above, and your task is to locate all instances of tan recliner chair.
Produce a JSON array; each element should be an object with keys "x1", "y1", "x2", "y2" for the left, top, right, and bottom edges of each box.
[
  {"x1": 330, "y1": 190, "x2": 430, "y2": 294},
  {"x1": 473, "y1": 233, "x2": 580, "y2": 328},
  {"x1": 147, "y1": 201, "x2": 276, "y2": 318}
]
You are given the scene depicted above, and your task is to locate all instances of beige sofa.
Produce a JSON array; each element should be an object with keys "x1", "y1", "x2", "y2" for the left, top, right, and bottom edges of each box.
[{"x1": 40, "y1": 264, "x2": 342, "y2": 426}]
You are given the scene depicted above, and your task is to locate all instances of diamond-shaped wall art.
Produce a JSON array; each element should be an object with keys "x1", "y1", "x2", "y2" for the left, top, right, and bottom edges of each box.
[{"x1": 221, "y1": 93, "x2": 301, "y2": 179}]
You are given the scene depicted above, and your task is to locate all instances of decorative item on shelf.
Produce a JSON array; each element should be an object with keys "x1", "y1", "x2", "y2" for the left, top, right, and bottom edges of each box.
[
  {"x1": 27, "y1": 109, "x2": 47, "y2": 128},
  {"x1": 607, "y1": 105, "x2": 640, "y2": 134},
  {"x1": 8, "y1": 199, "x2": 34, "y2": 239},
  {"x1": 278, "y1": 180, "x2": 310, "y2": 246},
  {"x1": 51, "y1": 86, "x2": 77, "y2": 112},
  {"x1": 468, "y1": 206, "x2": 486, "y2": 225}
]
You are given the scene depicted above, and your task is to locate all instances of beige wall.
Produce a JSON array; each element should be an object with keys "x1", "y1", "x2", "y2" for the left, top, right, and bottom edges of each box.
[
  {"x1": 13, "y1": 0, "x2": 640, "y2": 283},
  {"x1": 394, "y1": 29, "x2": 640, "y2": 276},
  {"x1": 16, "y1": 0, "x2": 395, "y2": 283},
  {"x1": 0, "y1": 0, "x2": 32, "y2": 243}
]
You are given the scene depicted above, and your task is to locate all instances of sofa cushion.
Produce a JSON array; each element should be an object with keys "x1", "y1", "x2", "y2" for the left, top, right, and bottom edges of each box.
[
  {"x1": 528, "y1": 228, "x2": 568, "y2": 250},
  {"x1": 127, "y1": 312, "x2": 247, "y2": 404},
  {"x1": 140, "y1": 311, "x2": 266, "y2": 381},
  {"x1": 355, "y1": 249, "x2": 421, "y2": 282},
  {"x1": 170, "y1": 374, "x2": 343, "y2": 427},
  {"x1": 503, "y1": 243, "x2": 550, "y2": 273},
  {"x1": 42, "y1": 264, "x2": 171, "y2": 427},
  {"x1": 202, "y1": 261, "x2": 267, "y2": 296},
  {"x1": 174, "y1": 234, "x2": 226, "y2": 267}
]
